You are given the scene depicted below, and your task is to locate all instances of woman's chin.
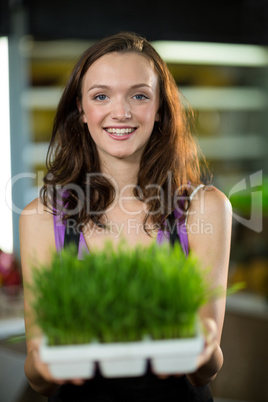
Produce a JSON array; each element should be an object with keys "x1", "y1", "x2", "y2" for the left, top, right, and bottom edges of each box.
[{"x1": 107, "y1": 149, "x2": 141, "y2": 161}]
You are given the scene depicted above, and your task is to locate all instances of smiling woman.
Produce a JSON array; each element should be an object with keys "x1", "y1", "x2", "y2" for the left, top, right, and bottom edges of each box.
[
  {"x1": 19, "y1": 32, "x2": 232, "y2": 402},
  {"x1": 39, "y1": 32, "x2": 204, "y2": 233}
]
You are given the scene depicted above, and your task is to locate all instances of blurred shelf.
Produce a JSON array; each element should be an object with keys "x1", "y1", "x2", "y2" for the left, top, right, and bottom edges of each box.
[
  {"x1": 0, "y1": 318, "x2": 25, "y2": 340},
  {"x1": 226, "y1": 292, "x2": 268, "y2": 320},
  {"x1": 153, "y1": 41, "x2": 268, "y2": 67},
  {"x1": 197, "y1": 135, "x2": 265, "y2": 159},
  {"x1": 21, "y1": 87, "x2": 63, "y2": 109},
  {"x1": 180, "y1": 87, "x2": 268, "y2": 110},
  {"x1": 22, "y1": 142, "x2": 49, "y2": 165},
  {"x1": 21, "y1": 37, "x2": 93, "y2": 60},
  {"x1": 22, "y1": 38, "x2": 268, "y2": 68},
  {"x1": 0, "y1": 288, "x2": 25, "y2": 339}
]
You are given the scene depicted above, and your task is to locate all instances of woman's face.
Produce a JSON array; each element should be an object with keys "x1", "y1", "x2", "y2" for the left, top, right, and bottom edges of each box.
[{"x1": 80, "y1": 52, "x2": 160, "y2": 164}]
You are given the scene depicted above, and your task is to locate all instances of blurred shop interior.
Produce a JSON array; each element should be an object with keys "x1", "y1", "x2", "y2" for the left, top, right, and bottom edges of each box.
[{"x1": 0, "y1": 1, "x2": 268, "y2": 401}]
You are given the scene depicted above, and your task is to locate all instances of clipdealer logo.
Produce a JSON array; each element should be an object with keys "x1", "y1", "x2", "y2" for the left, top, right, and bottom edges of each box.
[
  {"x1": 6, "y1": 170, "x2": 264, "y2": 234},
  {"x1": 228, "y1": 170, "x2": 263, "y2": 233}
]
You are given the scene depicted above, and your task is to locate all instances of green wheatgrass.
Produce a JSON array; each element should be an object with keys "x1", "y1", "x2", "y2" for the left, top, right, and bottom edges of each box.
[{"x1": 30, "y1": 240, "x2": 223, "y2": 346}]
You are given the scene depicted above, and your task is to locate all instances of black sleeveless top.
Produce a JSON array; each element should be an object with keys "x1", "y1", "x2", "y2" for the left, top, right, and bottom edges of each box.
[
  {"x1": 48, "y1": 213, "x2": 213, "y2": 402},
  {"x1": 49, "y1": 366, "x2": 213, "y2": 401}
]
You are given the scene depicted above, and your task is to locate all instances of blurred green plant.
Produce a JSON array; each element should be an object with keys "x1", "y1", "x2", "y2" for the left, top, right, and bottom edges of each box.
[{"x1": 30, "y1": 240, "x2": 234, "y2": 346}]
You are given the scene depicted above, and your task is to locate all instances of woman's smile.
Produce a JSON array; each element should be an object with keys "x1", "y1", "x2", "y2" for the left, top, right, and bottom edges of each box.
[{"x1": 104, "y1": 126, "x2": 137, "y2": 140}]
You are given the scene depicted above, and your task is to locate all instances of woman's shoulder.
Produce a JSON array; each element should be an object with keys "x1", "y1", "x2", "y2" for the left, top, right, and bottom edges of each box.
[
  {"x1": 20, "y1": 197, "x2": 53, "y2": 220},
  {"x1": 19, "y1": 198, "x2": 54, "y2": 245},
  {"x1": 19, "y1": 198, "x2": 56, "y2": 267},
  {"x1": 187, "y1": 185, "x2": 232, "y2": 249},
  {"x1": 189, "y1": 184, "x2": 232, "y2": 217}
]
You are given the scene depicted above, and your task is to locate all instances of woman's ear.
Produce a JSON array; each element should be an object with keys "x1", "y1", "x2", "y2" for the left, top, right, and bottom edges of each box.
[
  {"x1": 155, "y1": 112, "x2": 160, "y2": 122},
  {"x1": 76, "y1": 97, "x2": 87, "y2": 123}
]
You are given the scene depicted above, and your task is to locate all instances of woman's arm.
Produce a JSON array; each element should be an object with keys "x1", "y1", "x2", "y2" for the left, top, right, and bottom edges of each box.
[
  {"x1": 186, "y1": 186, "x2": 232, "y2": 387},
  {"x1": 20, "y1": 197, "x2": 63, "y2": 396},
  {"x1": 20, "y1": 198, "x2": 87, "y2": 395}
]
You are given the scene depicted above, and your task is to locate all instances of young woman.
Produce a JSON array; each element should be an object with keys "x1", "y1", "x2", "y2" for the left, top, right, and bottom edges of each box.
[{"x1": 19, "y1": 32, "x2": 232, "y2": 401}]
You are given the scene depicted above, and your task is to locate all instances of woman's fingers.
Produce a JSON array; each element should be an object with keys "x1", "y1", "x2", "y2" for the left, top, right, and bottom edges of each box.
[
  {"x1": 196, "y1": 318, "x2": 218, "y2": 368},
  {"x1": 157, "y1": 374, "x2": 169, "y2": 379},
  {"x1": 70, "y1": 379, "x2": 86, "y2": 386},
  {"x1": 33, "y1": 347, "x2": 86, "y2": 386},
  {"x1": 156, "y1": 374, "x2": 183, "y2": 380},
  {"x1": 153, "y1": 319, "x2": 218, "y2": 379},
  {"x1": 202, "y1": 318, "x2": 218, "y2": 344}
]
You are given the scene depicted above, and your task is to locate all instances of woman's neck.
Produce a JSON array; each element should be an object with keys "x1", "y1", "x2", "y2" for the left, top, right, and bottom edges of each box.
[{"x1": 100, "y1": 157, "x2": 140, "y2": 198}]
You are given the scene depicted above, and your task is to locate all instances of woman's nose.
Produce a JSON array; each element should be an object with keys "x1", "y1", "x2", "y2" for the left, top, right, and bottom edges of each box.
[{"x1": 111, "y1": 99, "x2": 131, "y2": 120}]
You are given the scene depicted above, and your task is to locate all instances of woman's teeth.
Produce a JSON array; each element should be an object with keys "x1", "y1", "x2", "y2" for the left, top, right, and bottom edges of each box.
[{"x1": 106, "y1": 128, "x2": 135, "y2": 136}]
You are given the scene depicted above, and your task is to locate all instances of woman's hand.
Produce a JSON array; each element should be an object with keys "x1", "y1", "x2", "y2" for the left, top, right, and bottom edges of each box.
[
  {"x1": 196, "y1": 318, "x2": 218, "y2": 370},
  {"x1": 38, "y1": 349, "x2": 86, "y2": 386},
  {"x1": 25, "y1": 337, "x2": 86, "y2": 395},
  {"x1": 155, "y1": 317, "x2": 218, "y2": 380},
  {"x1": 32, "y1": 346, "x2": 86, "y2": 386}
]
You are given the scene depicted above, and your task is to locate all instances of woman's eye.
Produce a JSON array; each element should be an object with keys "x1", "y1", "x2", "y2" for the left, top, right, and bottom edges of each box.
[
  {"x1": 133, "y1": 94, "x2": 148, "y2": 100},
  {"x1": 94, "y1": 94, "x2": 107, "y2": 101}
]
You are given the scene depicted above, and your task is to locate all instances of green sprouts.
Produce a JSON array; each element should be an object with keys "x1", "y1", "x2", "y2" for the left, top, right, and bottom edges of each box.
[{"x1": 30, "y1": 241, "x2": 220, "y2": 346}]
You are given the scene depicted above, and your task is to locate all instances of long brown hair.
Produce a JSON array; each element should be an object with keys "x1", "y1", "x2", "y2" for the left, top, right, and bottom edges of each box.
[{"x1": 40, "y1": 31, "x2": 209, "y2": 233}]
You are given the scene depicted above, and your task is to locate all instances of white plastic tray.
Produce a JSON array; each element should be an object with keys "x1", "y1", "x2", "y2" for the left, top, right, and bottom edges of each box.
[{"x1": 39, "y1": 332, "x2": 204, "y2": 379}]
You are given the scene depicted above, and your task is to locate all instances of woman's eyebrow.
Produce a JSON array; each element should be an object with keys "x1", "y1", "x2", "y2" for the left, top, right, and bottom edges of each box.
[
  {"x1": 87, "y1": 85, "x2": 111, "y2": 92},
  {"x1": 130, "y1": 83, "x2": 152, "y2": 89},
  {"x1": 87, "y1": 83, "x2": 152, "y2": 92}
]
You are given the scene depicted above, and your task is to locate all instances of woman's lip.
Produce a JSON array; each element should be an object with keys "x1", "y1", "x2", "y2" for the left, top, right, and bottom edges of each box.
[{"x1": 104, "y1": 128, "x2": 136, "y2": 140}]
